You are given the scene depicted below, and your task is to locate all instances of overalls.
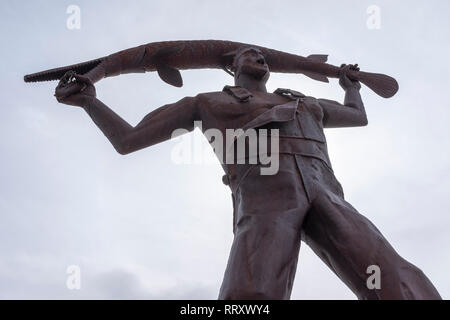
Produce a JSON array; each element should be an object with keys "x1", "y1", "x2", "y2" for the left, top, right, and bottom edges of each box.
[{"x1": 218, "y1": 88, "x2": 441, "y2": 300}]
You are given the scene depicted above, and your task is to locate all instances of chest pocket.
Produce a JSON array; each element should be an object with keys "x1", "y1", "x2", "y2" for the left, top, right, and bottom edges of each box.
[
  {"x1": 259, "y1": 98, "x2": 326, "y2": 143},
  {"x1": 296, "y1": 99, "x2": 326, "y2": 142}
]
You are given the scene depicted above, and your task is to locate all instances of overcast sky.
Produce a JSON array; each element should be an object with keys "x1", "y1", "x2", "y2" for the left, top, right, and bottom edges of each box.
[{"x1": 0, "y1": 0, "x2": 449, "y2": 299}]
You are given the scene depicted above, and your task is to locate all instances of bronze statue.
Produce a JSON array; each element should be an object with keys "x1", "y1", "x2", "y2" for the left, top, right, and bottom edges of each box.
[
  {"x1": 24, "y1": 40, "x2": 398, "y2": 98},
  {"x1": 25, "y1": 40, "x2": 441, "y2": 300}
]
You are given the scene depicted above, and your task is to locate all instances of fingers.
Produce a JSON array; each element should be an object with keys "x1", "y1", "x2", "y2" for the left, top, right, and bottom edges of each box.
[
  {"x1": 339, "y1": 63, "x2": 361, "y2": 80},
  {"x1": 340, "y1": 63, "x2": 360, "y2": 74},
  {"x1": 339, "y1": 64, "x2": 351, "y2": 80},
  {"x1": 55, "y1": 81, "x2": 84, "y2": 100},
  {"x1": 55, "y1": 71, "x2": 94, "y2": 99},
  {"x1": 56, "y1": 71, "x2": 92, "y2": 89},
  {"x1": 349, "y1": 64, "x2": 360, "y2": 71},
  {"x1": 73, "y1": 74, "x2": 93, "y2": 86},
  {"x1": 339, "y1": 63, "x2": 362, "y2": 90}
]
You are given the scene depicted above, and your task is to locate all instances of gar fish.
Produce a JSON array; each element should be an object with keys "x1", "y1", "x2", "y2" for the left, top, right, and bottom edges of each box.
[{"x1": 24, "y1": 39, "x2": 399, "y2": 98}]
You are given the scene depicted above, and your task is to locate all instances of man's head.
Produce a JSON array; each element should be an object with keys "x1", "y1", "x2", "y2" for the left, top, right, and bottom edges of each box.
[{"x1": 231, "y1": 47, "x2": 270, "y2": 83}]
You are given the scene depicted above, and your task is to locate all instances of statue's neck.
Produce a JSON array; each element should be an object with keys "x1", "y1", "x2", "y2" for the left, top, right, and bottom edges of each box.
[{"x1": 234, "y1": 74, "x2": 267, "y2": 93}]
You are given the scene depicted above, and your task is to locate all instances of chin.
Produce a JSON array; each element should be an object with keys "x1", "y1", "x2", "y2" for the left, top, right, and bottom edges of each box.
[{"x1": 241, "y1": 65, "x2": 269, "y2": 80}]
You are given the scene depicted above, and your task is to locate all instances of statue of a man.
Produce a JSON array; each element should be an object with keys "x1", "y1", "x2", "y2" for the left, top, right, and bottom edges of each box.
[{"x1": 55, "y1": 47, "x2": 441, "y2": 300}]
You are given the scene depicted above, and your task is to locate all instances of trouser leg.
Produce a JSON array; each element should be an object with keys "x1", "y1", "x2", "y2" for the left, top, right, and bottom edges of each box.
[
  {"x1": 302, "y1": 191, "x2": 441, "y2": 300},
  {"x1": 218, "y1": 213, "x2": 303, "y2": 300},
  {"x1": 219, "y1": 155, "x2": 310, "y2": 300}
]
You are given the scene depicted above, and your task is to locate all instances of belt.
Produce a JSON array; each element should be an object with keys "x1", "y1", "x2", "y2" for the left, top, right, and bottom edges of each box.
[{"x1": 222, "y1": 137, "x2": 332, "y2": 186}]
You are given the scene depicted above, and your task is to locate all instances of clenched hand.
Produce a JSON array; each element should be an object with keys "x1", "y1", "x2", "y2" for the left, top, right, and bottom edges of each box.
[{"x1": 54, "y1": 71, "x2": 96, "y2": 107}]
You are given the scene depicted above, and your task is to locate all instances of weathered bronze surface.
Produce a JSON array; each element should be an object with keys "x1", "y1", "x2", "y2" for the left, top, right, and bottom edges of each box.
[
  {"x1": 25, "y1": 41, "x2": 440, "y2": 300},
  {"x1": 25, "y1": 40, "x2": 398, "y2": 98}
]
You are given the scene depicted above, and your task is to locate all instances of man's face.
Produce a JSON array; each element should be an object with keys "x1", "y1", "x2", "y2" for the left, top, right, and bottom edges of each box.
[{"x1": 234, "y1": 48, "x2": 270, "y2": 81}]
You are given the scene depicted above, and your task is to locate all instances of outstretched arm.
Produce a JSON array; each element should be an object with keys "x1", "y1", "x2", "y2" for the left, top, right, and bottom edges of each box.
[
  {"x1": 54, "y1": 72, "x2": 199, "y2": 155},
  {"x1": 319, "y1": 64, "x2": 368, "y2": 128}
]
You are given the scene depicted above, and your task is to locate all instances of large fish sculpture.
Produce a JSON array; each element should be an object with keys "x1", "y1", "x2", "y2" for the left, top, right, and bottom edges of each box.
[{"x1": 24, "y1": 40, "x2": 399, "y2": 98}]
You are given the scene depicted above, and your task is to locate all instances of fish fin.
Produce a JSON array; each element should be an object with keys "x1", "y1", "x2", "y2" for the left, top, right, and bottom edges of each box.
[
  {"x1": 302, "y1": 71, "x2": 329, "y2": 83},
  {"x1": 153, "y1": 45, "x2": 185, "y2": 87},
  {"x1": 157, "y1": 64, "x2": 183, "y2": 87},
  {"x1": 307, "y1": 54, "x2": 328, "y2": 63},
  {"x1": 357, "y1": 71, "x2": 399, "y2": 98}
]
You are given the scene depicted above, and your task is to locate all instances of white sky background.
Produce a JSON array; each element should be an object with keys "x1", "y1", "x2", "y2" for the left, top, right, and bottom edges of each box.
[{"x1": 0, "y1": 0, "x2": 449, "y2": 299}]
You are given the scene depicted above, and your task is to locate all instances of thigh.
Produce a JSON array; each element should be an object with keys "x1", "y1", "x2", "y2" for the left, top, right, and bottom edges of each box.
[
  {"x1": 219, "y1": 155, "x2": 310, "y2": 300},
  {"x1": 219, "y1": 214, "x2": 303, "y2": 300},
  {"x1": 236, "y1": 154, "x2": 310, "y2": 219},
  {"x1": 302, "y1": 192, "x2": 441, "y2": 299}
]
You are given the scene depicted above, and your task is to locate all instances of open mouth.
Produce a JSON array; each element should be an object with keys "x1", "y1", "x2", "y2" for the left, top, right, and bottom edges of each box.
[{"x1": 256, "y1": 58, "x2": 266, "y2": 66}]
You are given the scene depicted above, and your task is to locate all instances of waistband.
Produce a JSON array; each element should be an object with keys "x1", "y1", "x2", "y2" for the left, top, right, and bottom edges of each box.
[
  {"x1": 230, "y1": 135, "x2": 332, "y2": 169},
  {"x1": 222, "y1": 137, "x2": 333, "y2": 193}
]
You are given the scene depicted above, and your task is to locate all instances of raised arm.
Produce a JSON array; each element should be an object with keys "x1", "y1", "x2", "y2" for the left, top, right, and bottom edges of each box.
[
  {"x1": 318, "y1": 64, "x2": 368, "y2": 128},
  {"x1": 54, "y1": 72, "x2": 199, "y2": 155}
]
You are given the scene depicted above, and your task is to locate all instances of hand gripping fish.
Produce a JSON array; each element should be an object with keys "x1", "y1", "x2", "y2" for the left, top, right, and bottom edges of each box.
[{"x1": 24, "y1": 39, "x2": 399, "y2": 98}]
